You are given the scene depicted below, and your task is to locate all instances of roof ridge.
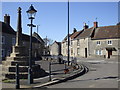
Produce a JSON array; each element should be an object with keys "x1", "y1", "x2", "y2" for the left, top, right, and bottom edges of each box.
[{"x1": 98, "y1": 25, "x2": 117, "y2": 28}]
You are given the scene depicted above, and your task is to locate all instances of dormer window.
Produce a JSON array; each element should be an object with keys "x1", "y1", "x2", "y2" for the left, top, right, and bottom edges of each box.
[
  {"x1": 97, "y1": 41, "x2": 100, "y2": 45},
  {"x1": 108, "y1": 40, "x2": 112, "y2": 45}
]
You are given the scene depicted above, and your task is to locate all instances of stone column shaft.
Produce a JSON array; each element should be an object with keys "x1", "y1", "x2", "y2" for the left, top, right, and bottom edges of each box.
[{"x1": 16, "y1": 7, "x2": 22, "y2": 46}]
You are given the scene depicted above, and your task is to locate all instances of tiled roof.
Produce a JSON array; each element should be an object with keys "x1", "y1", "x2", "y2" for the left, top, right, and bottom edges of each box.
[
  {"x1": 92, "y1": 25, "x2": 120, "y2": 39},
  {"x1": 70, "y1": 30, "x2": 83, "y2": 39},
  {"x1": 62, "y1": 34, "x2": 72, "y2": 43},
  {"x1": 22, "y1": 33, "x2": 41, "y2": 43},
  {"x1": 32, "y1": 32, "x2": 45, "y2": 43},
  {"x1": 1, "y1": 21, "x2": 43, "y2": 43},
  {"x1": 0, "y1": 21, "x2": 16, "y2": 34},
  {"x1": 75, "y1": 27, "x2": 94, "y2": 39}
]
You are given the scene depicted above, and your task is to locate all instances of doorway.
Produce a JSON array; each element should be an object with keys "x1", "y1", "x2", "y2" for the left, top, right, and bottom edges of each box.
[
  {"x1": 108, "y1": 50, "x2": 112, "y2": 58},
  {"x1": 85, "y1": 48, "x2": 87, "y2": 58}
]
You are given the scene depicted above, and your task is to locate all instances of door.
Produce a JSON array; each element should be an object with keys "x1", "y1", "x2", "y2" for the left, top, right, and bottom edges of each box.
[
  {"x1": 108, "y1": 50, "x2": 112, "y2": 58},
  {"x1": 85, "y1": 48, "x2": 87, "y2": 58}
]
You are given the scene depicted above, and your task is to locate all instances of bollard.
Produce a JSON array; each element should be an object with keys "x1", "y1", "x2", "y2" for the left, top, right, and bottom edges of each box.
[
  {"x1": 64, "y1": 61, "x2": 67, "y2": 69},
  {"x1": 49, "y1": 61, "x2": 51, "y2": 81},
  {"x1": 16, "y1": 63, "x2": 20, "y2": 89}
]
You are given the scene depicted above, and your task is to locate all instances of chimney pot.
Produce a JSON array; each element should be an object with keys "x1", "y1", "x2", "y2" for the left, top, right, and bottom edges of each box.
[
  {"x1": 83, "y1": 23, "x2": 89, "y2": 29},
  {"x1": 4, "y1": 14, "x2": 10, "y2": 25},
  {"x1": 94, "y1": 22, "x2": 98, "y2": 28},
  {"x1": 73, "y1": 28, "x2": 77, "y2": 33}
]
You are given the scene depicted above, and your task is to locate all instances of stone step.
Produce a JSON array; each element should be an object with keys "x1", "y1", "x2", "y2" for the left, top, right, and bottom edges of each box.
[
  {"x1": 11, "y1": 61, "x2": 35, "y2": 66},
  {"x1": 3, "y1": 66, "x2": 29, "y2": 72},
  {"x1": 3, "y1": 68, "x2": 48, "y2": 79},
  {"x1": 3, "y1": 59, "x2": 35, "y2": 66},
  {"x1": 6, "y1": 56, "x2": 29, "y2": 61},
  {"x1": 5, "y1": 72, "x2": 28, "y2": 79},
  {"x1": 2, "y1": 61, "x2": 12, "y2": 66},
  {"x1": 2, "y1": 64, "x2": 41, "y2": 73},
  {"x1": 10, "y1": 53, "x2": 28, "y2": 57},
  {"x1": 5, "y1": 72, "x2": 45, "y2": 79}
]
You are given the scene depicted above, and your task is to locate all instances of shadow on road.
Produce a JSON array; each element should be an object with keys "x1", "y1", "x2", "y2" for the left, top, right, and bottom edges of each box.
[{"x1": 66, "y1": 76, "x2": 118, "y2": 83}]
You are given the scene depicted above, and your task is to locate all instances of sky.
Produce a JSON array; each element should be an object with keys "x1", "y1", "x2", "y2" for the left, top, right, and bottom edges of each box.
[{"x1": 0, "y1": 2, "x2": 118, "y2": 42}]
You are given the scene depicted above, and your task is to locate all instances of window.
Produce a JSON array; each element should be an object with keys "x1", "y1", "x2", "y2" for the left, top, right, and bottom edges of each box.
[
  {"x1": 2, "y1": 36, "x2": 5, "y2": 44},
  {"x1": 12, "y1": 38, "x2": 16, "y2": 45},
  {"x1": 71, "y1": 40, "x2": 73, "y2": 46},
  {"x1": 7, "y1": 50, "x2": 11, "y2": 56},
  {"x1": 71, "y1": 48, "x2": 73, "y2": 55},
  {"x1": 96, "y1": 50, "x2": 99, "y2": 55},
  {"x1": 97, "y1": 41, "x2": 100, "y2": 45},
  {"x1": 1, "y1": 49, "x2": 5, "y2": 57},
  {"x1": 63, "y1": 49, "x2": 64, "y2": 54},
  {"x1": 23, "y1": 42, "x2": 25, "y2": 46},
  {"x1": 66, "y1": 41, "x2": 68, "y2": 45},
  {"x1": 108, "y1": 40, "x2": 112, "y2": 45},
  {"x1": 96, "y1": 50, "x2": 102, "y2": 55},
  {"x1": 77, "y1": 48, "x2": 80, "y2": 55},
  {"x1": 77, "y1": 39, "x2": 80, "y2": 46}
]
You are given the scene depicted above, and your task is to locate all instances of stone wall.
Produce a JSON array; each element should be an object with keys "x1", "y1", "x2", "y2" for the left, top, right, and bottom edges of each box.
[
  {"x1": 90, "y1": 39, "x2": 120, "y2": 58},
  {"x1": 2, "y1": 33, "x2": 15, "y2": 60},
  {"x1": 50, "y1": 42, "x2": 60, "y2": 55}
]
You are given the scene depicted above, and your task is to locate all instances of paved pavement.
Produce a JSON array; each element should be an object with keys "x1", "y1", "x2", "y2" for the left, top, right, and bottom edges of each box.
[{"x1": 46, "y1": 59, "x2": 119, "y2": 88}]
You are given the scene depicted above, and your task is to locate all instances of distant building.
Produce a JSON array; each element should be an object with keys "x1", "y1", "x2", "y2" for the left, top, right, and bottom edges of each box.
[
  {"x1": 1, "y1": 14, "x2": 45, "y2": 60},
  {"x1": 50, "y1": 41, "x2": 61, "y2": 56},
  {"x1": 61, "y1": 22, "x2": 120, "y2": 59}
]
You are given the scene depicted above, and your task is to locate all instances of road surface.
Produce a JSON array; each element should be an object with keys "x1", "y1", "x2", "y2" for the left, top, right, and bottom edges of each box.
[{"x1": 47, "y1": 59, "x2": 119, "y2": 88}]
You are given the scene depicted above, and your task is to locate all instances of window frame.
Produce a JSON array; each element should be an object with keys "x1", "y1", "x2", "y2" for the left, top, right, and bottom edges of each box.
[
  {"x1": 97, "y1": 41, "x2": 101, "y2": 45},
  {"x1": 107, "y1": 40, "x2": 112, "y2": 45},
  {"x1": 96, "y1": 50, "x2": 102, "y2": 55},
  {"x1": 12, "y1": 38, "x2": 16, "y2": 45},
  {"x1": 2, "y1": 36, "x2": 5, "y2": 44},
  {"x1": 71, "y1": 48, "x2": 73, "y2": 55},
  {"x1": 1, "y1": 49, "x2": 5, "y2": 57},
  {"x1": 77, "y1": 39, "x2": 80, "y2": 46},
  {"x1": 77, "y1": 48, "x2": 80, "y2": 55}
]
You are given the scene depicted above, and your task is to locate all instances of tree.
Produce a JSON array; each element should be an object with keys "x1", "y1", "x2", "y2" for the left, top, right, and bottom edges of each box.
[
  {"x1": 43, "y1": 36, "x2": 54, "y2": 55},
  {"x1": 43, "y1": 36, "x2": 54, "y2": 46}
]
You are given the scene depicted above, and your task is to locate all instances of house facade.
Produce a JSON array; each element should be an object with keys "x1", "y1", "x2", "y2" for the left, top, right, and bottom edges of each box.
[
  {"x1": 1, "y1": 14, "x2": 45, "y2": 60},
  {"x1": 50, "y1": 41, "x2": 61, "y2": 56},
  {"x1": 61, "y1": 22, "x2": 120, "y2": 59},
  {"x1": 89, "y1": 24, "x2": 120, "y2": 59}
]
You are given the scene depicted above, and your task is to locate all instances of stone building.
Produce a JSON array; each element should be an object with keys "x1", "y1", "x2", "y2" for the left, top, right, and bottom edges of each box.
[
  {"x1": 50, "y1": 41, "x2": 61, "y2": 56},
  {"x1": 1, "y1": 14, "x2": 45, "y2": 60},
  {"x1": 61, "y1": 28, "x2": 83, "y2": 57},
  {"x1": 61, "y1": 22, "x2": 120, "y2": 59},
  {"x1": 89, "y1": 23, "x2": 120, "y2": 59}
]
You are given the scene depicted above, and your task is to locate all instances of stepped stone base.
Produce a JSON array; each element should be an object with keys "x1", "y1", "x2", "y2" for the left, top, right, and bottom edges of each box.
[
  {"x1": 2, "y1": 45, "x2": 48, "y2": 79},
  {"x1": 4, "y1": 65, "x2": 48, "y2": 79}
]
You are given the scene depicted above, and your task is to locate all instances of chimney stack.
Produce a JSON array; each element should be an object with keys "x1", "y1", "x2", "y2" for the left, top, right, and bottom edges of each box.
[
  {"x1": 93, "y1": 22, "x2": 98, "y2": 28},
  {"x1": 4, "y1": 14, "x2": 10, "y2": 25},
  {"x1": 83, "y1": 23, "x2": 89, "y2": 29},
  {"x1": 73, "y1": 28, "x2": 77, "y2": 33}
]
